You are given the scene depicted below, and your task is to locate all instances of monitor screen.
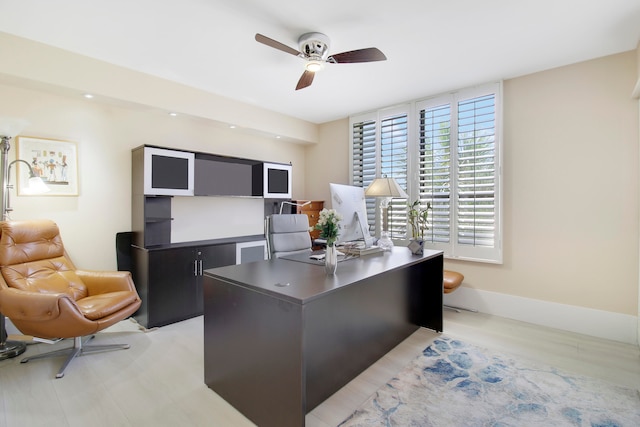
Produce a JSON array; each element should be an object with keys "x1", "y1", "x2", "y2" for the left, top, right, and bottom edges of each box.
[{"x1": 329, "y1": 183, "x2": 374, "y2": 246}]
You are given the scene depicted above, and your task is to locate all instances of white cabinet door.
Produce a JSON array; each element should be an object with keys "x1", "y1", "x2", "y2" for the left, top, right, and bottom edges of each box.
[{"x1": 236, "y1": 240, "x2": 267, "y2": 264}]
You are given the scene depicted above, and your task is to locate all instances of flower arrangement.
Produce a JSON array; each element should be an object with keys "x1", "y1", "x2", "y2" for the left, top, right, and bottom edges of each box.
[
  {"x1": 407, "y1": 199, "x2": 432, "y2": 239},
  {"x1": 312, "y1": 208, "x2": 342, "y2": 246}
]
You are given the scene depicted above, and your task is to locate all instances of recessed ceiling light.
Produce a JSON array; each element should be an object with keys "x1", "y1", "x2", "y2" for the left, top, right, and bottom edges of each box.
[
  {"x1": 229, "y1": 125, "x2": 236, "y2": 129},
  {"x1": 276, "y1": 135, "x2": 281, "y2": 139},
  {"x1": 169, "y1": 112, "x2": 177, "y2": 117},
  {"x1": 83, "y1": 93, "x2": 94, "y2": 99}
]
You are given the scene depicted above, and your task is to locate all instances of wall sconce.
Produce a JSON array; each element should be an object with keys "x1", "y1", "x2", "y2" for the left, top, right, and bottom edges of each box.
[{"x1": 364, "y1": 176, "x2": 408, "y2": 251}]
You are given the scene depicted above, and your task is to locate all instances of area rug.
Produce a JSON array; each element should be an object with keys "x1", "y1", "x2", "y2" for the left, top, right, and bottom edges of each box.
[{"x1": 338, "y1": 336, "x2": 640, "y2": 426}]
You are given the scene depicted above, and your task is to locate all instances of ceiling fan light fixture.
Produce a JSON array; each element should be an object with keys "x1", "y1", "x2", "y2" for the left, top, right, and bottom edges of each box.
[
  {"x1": 305, "y1": 60, "x2": 324, "y2": 72},
  {"x1": 255, "y1": 32, "x2": 386, "y2": 90}
]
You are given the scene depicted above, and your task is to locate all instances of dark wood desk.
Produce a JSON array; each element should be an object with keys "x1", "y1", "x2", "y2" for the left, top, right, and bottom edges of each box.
[{"x1": 203, "y1": 247, "x2": 443, "y2": 427}]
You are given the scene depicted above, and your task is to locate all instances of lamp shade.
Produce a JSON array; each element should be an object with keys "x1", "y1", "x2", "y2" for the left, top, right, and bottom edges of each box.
[
  {"x1": 22, "y1": 176, "x2": 50, "y2": 195},
  {"x1": 0, "y1": 118, "x2": 28, "y2": 138},
  {"x1": 364, "y1": 177, "x2": 408, "y2": 198}
]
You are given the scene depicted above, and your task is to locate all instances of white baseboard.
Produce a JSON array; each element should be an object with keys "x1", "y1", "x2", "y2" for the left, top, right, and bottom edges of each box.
[
  {"x1": 444, "y1": 287, "x2": 639, "y2": 345},
  {"x1": 7, "y1": 291, "x2": 637, "y2": 345}
]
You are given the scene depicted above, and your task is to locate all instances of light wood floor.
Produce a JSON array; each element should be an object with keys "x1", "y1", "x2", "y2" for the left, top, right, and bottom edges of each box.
[{"x1": 1, "y1": 311, "x2": 638, "y2": 427}]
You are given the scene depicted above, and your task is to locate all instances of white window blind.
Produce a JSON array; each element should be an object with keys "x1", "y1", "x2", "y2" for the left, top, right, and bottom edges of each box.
[
  {"x1": 419, "y1": 102, "x2": 452, "y2": 244},
  {"x1": 351, "y1": 107, "x2": 410, "y2": 238},
  {"x1": 380, "y1": 112, "x2": 408, "y2": 239},
  {"x1": 351, "y1": 82, "x2": 502, "y2": 264},
  {"x1": 351, "y1": 118, "x2": 377, "y2": 232},
  {"x1": 457, "y1": 94, "x2": 497, "y2": 249}
]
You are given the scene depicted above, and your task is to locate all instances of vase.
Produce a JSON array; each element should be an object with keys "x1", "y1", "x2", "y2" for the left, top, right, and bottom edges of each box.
[
  {"x1": 408, "y1": 237, "x2": 424, "y2": 255},
  {"x1": 325, "y1": 243, "x2": 338, "y2": 275}
]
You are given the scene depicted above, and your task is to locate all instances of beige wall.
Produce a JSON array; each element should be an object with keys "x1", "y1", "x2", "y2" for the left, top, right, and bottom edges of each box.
[
  {"x1": 313, "y1": 51, "x2": 639, "y2": 318},
  {"x1": 447, "y1": 51, "x2": 638, "y2": 315},
  {"x1": 0, "y1": 82, "x2": 306, "y2": 271},
  {"x1": 0, "y1": 34, "x2": 314, "y2": 272},
  {"x1": 304, "y1": 118, "x2": 350, "y2": 204}
]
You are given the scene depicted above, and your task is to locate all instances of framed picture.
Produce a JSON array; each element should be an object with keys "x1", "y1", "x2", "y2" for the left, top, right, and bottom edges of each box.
[{"x1": 15, "y1": 136, "x2": 78, "y2": 196}]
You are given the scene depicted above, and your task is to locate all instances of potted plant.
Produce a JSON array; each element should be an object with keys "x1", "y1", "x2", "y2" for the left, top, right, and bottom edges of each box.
[
  {"x1": 407, "y1": 199, "x2": 431, "y2": 255},
  {"x1": 312, "y1": 208, "x2": 342, "y2": 274}
]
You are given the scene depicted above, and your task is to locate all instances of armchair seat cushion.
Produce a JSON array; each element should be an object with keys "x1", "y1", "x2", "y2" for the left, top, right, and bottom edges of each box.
[
  {"x1": 77, "y1": 291, "x2": 140, "y2": 320},
  {"x1": 443, "y1": 270, "x2": 464, "y2": 294}
]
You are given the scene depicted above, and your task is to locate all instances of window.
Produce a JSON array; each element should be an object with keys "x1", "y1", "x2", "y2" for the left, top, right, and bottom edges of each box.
[
  {"x1": 351, "y1": 106, "x2": 410, "y2": 238},
  {"x1": 351, "y1": 117, "x2": 377, "y2": 231},
  {"x1": 350, "y1": 83, "x2": 502, "y2": 263}
]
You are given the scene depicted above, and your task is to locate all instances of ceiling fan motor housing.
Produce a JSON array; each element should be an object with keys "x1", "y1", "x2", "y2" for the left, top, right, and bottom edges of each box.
[{"x1": 298, "y1": 32, "x2": 330, "y2": 60}]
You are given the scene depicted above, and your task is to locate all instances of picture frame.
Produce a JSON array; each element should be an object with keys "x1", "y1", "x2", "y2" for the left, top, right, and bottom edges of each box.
[{"x1": 15, "y1": 136, "x2": 79, "y2": 196}]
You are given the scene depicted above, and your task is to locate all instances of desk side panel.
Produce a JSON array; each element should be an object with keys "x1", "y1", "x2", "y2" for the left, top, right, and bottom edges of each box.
[
  {"x1": 203, "y1": 274, "x2": 304, "y2": 427},
  {"x1": 303, "y1": 253, "x2": 443, "y2": 411},
  {"x1": 411, "y1": 253, "x2": 443, "y2": 331}
]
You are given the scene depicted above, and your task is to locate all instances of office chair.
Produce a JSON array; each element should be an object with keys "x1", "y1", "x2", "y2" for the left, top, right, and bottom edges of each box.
[
  {"x1": 116, "y1": 231, "x2": 133, "y2": 272},
  {"x1": 266, "y1": 214, "x2": 312, "y2": 259},
  {"x1": 0, "y1": 220, "x2": 142, "y2": 378}
]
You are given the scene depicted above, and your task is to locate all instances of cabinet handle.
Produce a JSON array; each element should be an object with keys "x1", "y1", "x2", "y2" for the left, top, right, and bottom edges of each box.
[
  {"x1": 193, "y1": 260, "x2": 198, "y2": 277},
  {"x1": 199, "y1": 259, "x2": 203, "y2": 276}
]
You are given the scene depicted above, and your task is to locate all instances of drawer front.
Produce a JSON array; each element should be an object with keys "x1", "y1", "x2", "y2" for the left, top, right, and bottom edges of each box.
[
  {"x1": 292, "y1": 201, "x2": 324, "y2": 241},
  {"x1": 309, "y1": 228, "x2": 321, "y2": 240},
  {"x1": 295, "y1": 200, "x2": 324, "y2": 213},
  {"x1": 307, "y1": 212, "x2": 321, "y2": 239},
  {"x1": 306, "y1": 210, "x2": 320, "y2": 224}
]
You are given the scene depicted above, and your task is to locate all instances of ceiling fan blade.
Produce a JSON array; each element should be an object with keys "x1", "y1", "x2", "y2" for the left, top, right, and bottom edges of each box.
[
  {"x1": 255, "y1": 33, "x2": 301, "y2": 57},
  {"x1": 330, "y1": 47, "x2": 387, "y2": 63},
  {"x1": 296, "y1": 70, "x2": 315, "y2": 90}
]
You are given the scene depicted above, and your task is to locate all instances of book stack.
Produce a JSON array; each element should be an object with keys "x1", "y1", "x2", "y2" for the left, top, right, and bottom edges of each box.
[{"x1": 341, "y1": 245, "x2": 384, "y2": 256}]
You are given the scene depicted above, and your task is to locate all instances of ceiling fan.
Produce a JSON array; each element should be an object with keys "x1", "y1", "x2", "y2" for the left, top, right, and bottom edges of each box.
[{"x1": 255, "y1": 32, "x2": 387, "y2": 90}]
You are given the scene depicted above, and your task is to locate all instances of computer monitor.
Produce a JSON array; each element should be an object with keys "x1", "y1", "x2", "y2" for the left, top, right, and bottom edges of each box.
[{"x1": 329, "y1": 183, "x2": 375, "y2": 248}]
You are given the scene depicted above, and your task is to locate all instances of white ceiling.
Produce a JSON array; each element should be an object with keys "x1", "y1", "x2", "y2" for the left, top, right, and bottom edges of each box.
[{"x1": 1, "y1": 0, "x2": 639, "y2": 124}]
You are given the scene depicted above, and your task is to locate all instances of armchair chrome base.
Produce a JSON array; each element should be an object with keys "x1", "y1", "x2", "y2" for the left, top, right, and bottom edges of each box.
[
  {"x1": 0, "y1": 339, "x2": 27, "y2": 360},
  {"x1": 20, "y1": 335, "x2": 131, "y2": 378}
]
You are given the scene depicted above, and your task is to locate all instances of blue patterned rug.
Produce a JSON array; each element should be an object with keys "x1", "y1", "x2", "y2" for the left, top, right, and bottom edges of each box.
[{"x1": 338, "y1": 336, "x2": 640, "y2": 426}]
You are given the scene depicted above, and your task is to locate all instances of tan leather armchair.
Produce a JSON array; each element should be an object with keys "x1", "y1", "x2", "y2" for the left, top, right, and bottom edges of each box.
[{"x1": 0, "y1": 219, "x2": 141, "y2": 378}]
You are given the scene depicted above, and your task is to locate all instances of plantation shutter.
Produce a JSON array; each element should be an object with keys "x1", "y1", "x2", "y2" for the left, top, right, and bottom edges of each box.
[
  {"x1": 418, "y1": 101, "x2": 451, "y2": 244},
  {"x1": 379, "y1": 112, "x2": 409, "y2": 239},
  {"x1": 415, "y1": 83, "x2": 501, "y2": 263},
  {"x1": 457, "y1": 94, "x2": 496, "y2": 249},
  {"x1": 350, "y1": 82, "x2": 501, "y2": 263},
  {"x1": 351, "y1": 117, "x2": 377, "y2": 231}
]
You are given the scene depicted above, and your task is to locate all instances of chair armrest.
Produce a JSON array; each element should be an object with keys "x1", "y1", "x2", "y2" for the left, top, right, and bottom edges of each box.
[
  {"x1": 76, "y1": 270, "x2": 137, "y2": 296},
  {"x1": 0, "y1": 287, "x2": 73, "y2": 321}
]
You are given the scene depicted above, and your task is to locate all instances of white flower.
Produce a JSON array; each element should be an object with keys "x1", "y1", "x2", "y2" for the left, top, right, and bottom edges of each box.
[{"x1": 313, "y1": 208, "x2": 342, "y2": 245}]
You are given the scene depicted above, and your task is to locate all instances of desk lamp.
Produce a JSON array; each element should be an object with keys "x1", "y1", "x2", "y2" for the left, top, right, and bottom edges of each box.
[
  {"x1": 364, "y1": 176, "x2": 408, "y2": 251},
  {"x1": 279, "y1": 200, "x2": 311, "y2": 214},
  {"x1": 3, "y1": 159, "x2": 49, "y2": 220}
]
